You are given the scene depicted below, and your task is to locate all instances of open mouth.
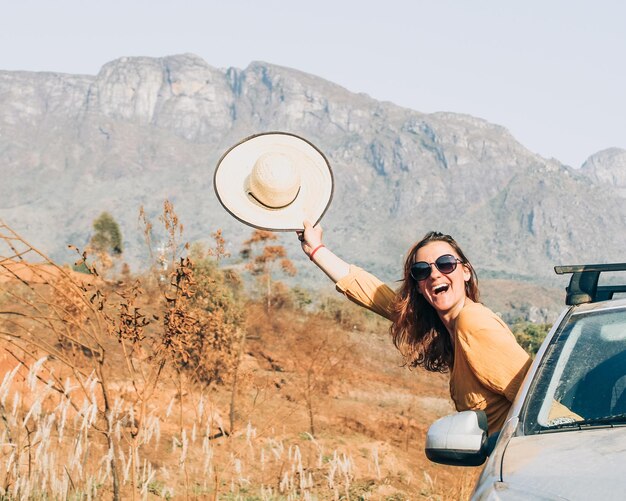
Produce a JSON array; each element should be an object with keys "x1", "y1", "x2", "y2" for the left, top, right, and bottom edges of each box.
[{"x1": 433, "y1": 284, "x2": 449, "y2": 295}]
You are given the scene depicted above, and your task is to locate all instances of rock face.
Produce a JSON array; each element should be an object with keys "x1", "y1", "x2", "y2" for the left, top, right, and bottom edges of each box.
[
  {"x1": 580, "y1": 148, "x2": 626, "y2": 196},
  {"x1": 1, "y1": 53, "x2": 625, "y2": 290}
]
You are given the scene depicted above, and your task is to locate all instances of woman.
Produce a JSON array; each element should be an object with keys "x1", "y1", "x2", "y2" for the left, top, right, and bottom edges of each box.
[{"x1": 298, "y1": 221, "x2": 532, "y2": 434}]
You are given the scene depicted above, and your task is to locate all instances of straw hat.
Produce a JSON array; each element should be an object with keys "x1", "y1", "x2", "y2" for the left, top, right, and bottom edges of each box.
[{"x1": 213, "y1": 132, "x2": 333, "y2": 231}]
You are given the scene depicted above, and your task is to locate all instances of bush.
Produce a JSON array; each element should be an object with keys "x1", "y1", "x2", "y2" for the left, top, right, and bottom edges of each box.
[
  {"x1": 512, "y1": 321, "x2": 551, "y2": 356},
  {"x1": 185, "y1": 254, "x2": 245, "y2": 384}
]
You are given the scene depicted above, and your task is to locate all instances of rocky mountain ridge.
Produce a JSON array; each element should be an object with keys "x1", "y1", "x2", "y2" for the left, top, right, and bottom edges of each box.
[{"x1": 1, "y1": 54, "x2": 626, "y2": 299}]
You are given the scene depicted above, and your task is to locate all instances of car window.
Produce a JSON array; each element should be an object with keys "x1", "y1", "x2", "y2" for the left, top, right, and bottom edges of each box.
[{"x1": 522, "y1": 307, "x2": 626, "y2": 434}]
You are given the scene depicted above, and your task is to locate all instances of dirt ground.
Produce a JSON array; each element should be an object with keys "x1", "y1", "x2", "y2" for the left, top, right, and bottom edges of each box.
[{"x1": 234, "y1": 301, "x2": 484, "y2": 499}]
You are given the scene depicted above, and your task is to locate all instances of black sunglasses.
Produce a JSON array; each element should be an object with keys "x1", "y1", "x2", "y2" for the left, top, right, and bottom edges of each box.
[{"x1": 410, "y1": 254, "x2": 462, "y2": 281}]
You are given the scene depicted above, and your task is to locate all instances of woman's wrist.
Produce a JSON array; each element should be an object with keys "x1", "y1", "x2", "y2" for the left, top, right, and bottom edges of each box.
[{"x1": 309, "y1": 244, "x2": 325, "y2": 261}]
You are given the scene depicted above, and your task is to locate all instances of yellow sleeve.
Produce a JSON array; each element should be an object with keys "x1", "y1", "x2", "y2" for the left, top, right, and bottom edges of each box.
[
  {"x1": 456, "y1": 306, "x2": 532, "y2": 402},
  {"x1": 335, "y1": 265, "x2": 396, "y2": 321}
]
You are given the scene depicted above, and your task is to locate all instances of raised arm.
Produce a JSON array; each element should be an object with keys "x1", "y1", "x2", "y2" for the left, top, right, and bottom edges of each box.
[
  {"x1": 297, "y1": 220, "x2": 350, "y2": 283},
  {"x1": 298, "y1": 220, "x2": 396, "y2": 320}
]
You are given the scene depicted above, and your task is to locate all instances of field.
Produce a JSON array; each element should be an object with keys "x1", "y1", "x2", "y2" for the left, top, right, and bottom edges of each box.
[
  {"x1": 0, "y1": 289, "x2": 479, "y2": 499},
  {"x1": 0, "y1": 209, "x2": 555, "y2": 500}
]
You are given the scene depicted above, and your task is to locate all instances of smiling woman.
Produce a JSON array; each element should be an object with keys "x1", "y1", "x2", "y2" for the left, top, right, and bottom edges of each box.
[{"x1": 298, "y1": 223, "x2": 531, "y2": 435}]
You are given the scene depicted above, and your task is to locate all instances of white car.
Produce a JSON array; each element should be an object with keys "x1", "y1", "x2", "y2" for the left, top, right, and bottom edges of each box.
[{"x1": 425, "y1": 263, "x2": 626, "y2": 500}]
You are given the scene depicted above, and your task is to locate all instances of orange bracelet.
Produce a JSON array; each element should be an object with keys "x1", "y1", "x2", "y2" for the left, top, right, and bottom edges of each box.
[{"x1": 309, "y1": 244, "x2": 325, "y2": 261}]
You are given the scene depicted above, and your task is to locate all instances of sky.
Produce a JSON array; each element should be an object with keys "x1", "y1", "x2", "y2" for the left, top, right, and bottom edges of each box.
[{"x1": 1, "y1": 0, "x2": 624, "y2": 168}]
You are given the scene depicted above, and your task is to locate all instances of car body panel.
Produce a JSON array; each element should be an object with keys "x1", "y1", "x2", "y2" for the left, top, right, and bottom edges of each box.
[{"x1": 500, "y1": 428, "x2": 626, "y2": 500}]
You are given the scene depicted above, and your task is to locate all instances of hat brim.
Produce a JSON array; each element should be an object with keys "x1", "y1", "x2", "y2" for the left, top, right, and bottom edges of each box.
[{"x1": 214, "y1": 132, "x2": 334, "y2": 231}]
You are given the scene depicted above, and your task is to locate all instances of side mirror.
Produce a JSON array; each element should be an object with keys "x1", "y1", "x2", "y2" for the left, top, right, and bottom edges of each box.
[{"x1": 425, "y1": 410, "x2": 489, "y2": 466}]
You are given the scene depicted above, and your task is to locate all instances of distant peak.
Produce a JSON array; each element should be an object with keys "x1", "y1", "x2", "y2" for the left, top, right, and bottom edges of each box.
[
  {"x1": 585, "y1": 147, "x2": 626, "y2": 161},
  {"x1": 98, "y1": 53, "x2": 213, "y2": 73},
  {"x1": 244, "y1": 60, "x2": 319, "y2": 78},
  {"x1": 162, "y1": 53, "x2": 211, "y2": 66}
]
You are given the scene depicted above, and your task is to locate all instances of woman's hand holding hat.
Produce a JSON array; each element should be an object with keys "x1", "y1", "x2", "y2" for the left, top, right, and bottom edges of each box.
[
  {"x1": 297, "y1": 220, "x2": 350, "y2": 282},
  {"x1": 297, "y1": 220, "x2": 323, "y2": 256}
]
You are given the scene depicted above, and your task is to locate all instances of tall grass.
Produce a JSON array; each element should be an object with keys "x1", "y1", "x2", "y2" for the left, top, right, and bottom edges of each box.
[{"x1": 0, "y1": 358, "x2": 373, "y2": 500}]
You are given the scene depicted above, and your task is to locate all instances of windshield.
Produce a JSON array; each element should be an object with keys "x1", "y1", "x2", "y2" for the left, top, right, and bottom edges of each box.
[{"x1": 522, "y1": 306, "x2": 626, "y2": 434}]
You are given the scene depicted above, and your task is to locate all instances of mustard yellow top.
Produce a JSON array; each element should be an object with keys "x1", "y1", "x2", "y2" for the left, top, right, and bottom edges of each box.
[{"x1": 335, "y1": 265, "x2": 532, "y2": 433}]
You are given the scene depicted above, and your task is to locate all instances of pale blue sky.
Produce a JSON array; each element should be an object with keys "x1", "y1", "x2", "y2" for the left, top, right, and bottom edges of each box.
[{"x1": 1, "y1": 0, "x2": 624, "y2": 168}]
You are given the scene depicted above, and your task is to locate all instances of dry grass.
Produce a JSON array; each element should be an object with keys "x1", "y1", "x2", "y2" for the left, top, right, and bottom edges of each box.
[
  {"x1": 0, "y1": 304, "x2": 480, "y2": 500},
  {"x1": 0, "y1": 214, "x2": 482, "y2": 500}
]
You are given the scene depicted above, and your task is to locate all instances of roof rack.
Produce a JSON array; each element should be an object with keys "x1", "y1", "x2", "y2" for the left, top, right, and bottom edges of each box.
[{"x1": 554, "y1": 263, "x2": 626, "y2": 305}]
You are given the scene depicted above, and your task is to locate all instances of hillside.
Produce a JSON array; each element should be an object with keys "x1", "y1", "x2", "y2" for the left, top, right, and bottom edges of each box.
[
  {"x1": 1, "y1": 54, "x2": 626, "y2": 319},
  {"x1": 0, "y1": 296, "x2": 481, "y2": 499},
  {"x1": 0, "y1": 222, "x2": 483, "y2": 500}
]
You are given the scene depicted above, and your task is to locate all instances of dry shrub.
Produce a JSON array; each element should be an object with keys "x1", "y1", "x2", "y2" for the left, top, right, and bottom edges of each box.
[
  {"x1": 178, "y1": 254, "x2": 244, "y2": 385},
  {"x1": 318, "y1": 294, "x2": 387, "y2": 333},
  {"x1": 138, "y1": 202, "x2": 244, "y2": 386},
  {"x1": 240, "y1": 229, "x2": 296, "y2": 311}
]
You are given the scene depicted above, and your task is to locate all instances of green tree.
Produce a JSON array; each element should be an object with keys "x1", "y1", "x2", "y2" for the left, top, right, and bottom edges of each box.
[{"x1": 90, "y1": 211, "x2": 123, "y2": 255}]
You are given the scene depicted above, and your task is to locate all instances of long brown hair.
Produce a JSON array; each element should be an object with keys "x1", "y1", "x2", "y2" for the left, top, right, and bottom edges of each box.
[{"x1": 390, "y1": 231, "x2": 480, "y2": 372}]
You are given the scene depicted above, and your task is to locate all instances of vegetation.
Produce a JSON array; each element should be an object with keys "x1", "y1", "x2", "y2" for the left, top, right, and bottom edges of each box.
[
  {"x1": 0, "y1": 206, "x2": 551, "y2": 500},
  {"x1": 74, "y1": 211, "x2": 125, "y2": 275},
  {"x1": 90, "y1": 211, "x2": 124, "y2": 255},
  {"x1": 240, "y1": 230, "x2": 297, "y2": 312},
  {"x1": 511, "y1": 321, "x2": 552, "y2": 356}
]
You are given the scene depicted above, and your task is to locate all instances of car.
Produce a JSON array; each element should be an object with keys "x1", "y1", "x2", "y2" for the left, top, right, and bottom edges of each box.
[{"x1": 425, "y1": 262, "x2": 626, "y2": 500}]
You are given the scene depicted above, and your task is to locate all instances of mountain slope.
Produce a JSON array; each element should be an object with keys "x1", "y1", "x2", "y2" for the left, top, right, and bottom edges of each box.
[{"x1": 1, "y1": 54, "x2": 625, "y2": 292}]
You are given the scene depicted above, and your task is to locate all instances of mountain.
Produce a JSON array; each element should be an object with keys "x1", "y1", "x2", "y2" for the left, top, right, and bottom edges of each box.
[
  {"x1": 580, "y1": 148, "x2": 626, "y2": 196},
  {"x1": 1, "y1": 53, "x2": 625, "y2": 301}
]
